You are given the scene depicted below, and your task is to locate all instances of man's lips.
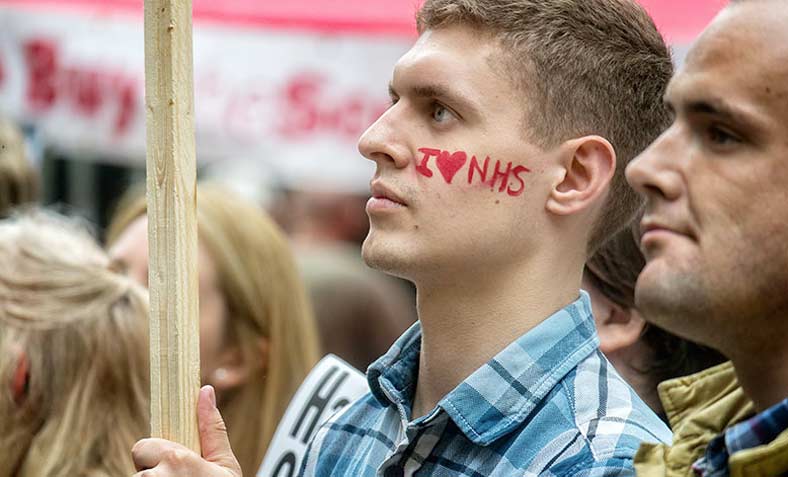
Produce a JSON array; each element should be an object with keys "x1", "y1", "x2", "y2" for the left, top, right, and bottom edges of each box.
[
  {"x1": 639, "y1": 218, "x2": 695, "y2": 242},
  {"x1": 369, "y1": 181, "x2": 407, "y2": 206}
]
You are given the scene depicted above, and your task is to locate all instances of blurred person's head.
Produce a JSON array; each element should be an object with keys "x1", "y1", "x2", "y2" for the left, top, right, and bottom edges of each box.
[
  {"x1": 359, "y1": 0, "x2": 672, "y2": 286},
  {"x1": 288, "y1": 190, "x2": 370, "y2": 247},
  {"x1": 106, "y1": 183, "x2": 320, "y2": 474},
  {"x1": 299, "y1": 246, "x2": 416, "y2": 371},
  {"x1": 0, "y1": 119, "x2": 38, "y2": 218},
  {"x1": 0, "y1": 212, "x2": 149, "y2": 477},
  {"x1": 584, "y1": 219, "x2": 725, "y2": 416},
  {"x1": 625, "y1": 0, "x2": 788, "y2": 410}
]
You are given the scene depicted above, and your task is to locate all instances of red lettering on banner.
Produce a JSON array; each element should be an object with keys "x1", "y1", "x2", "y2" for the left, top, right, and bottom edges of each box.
[
  {"x1": 0, "y1": 54, "x2": 5, "y2": 88},
  {"x1": 21, "y1": 38, "x2": 139, "y2": 137},
  {"x1": 24, "y1": 39, "x2": 57, "y2": 110},
  {"x1": 278, "y1": 73, "x2": 389, "y2": 141},
  {"x1": 114, "y1": 78, "x2": 137, "y2": 135},
  {"x1": 68, "y1": 68, "x2": 101, "y2": 116},
  {"x1": 281, "y1": 73, "x2": 319, "y2": 135}
]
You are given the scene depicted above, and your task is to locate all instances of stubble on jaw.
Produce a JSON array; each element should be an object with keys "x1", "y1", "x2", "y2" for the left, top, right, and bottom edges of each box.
[
  {"x1": 361, "y1": 233, "x2": 412, "y2": 280},
  {"x1": 635, "y1": 246, "x2": 788, "y2": 357},
  {"x1": 634, "y1": 260, "x2": 716, "y2": 346}
]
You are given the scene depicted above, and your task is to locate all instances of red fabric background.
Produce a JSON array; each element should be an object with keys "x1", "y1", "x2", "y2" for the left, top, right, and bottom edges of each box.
[{"x1": 0, "y1": 0, "x2": 726, "y2": 41}]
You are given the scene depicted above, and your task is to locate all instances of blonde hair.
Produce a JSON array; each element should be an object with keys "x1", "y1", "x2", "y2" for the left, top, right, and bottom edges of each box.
[
  {"x1": 0, "y1": 212, "x2": 149, "y2": 477},
  {"x1": 0, "y1": 119, "x2": 38, "y2": 218},
  {"x1": 107, "y1": 183, "x2": 321, "y2": 474}
]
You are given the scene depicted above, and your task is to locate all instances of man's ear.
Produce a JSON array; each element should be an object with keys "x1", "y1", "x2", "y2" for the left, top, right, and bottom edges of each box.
[
  {"x1": 597, "y1": 305, "x2": 647, "y2": 355},
  {"x1": 208, "y1": 337, "x2": 269, "y2": 393},
  {"x1": 546, "y1": 136, "x2": 616, "y2": 216}
]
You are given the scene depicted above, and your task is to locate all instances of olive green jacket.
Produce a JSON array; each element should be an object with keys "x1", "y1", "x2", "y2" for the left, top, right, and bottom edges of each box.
[{"x1": 635, "y1": 361, "x2": 788, "y2": 477}]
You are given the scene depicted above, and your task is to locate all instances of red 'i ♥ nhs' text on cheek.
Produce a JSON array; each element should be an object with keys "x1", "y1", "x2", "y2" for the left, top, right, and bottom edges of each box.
[{"x1": 416, "y1": 148, "x2": 531, "y2": 197}]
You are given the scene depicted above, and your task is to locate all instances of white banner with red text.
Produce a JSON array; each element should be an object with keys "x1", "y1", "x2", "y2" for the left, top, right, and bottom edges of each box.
[{"x1": 0, "y1": 5, "x2": 411, "y2": 191}]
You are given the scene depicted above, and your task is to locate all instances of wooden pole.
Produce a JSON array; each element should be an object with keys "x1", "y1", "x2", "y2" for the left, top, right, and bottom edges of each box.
[{"x1": 144, "y1": 0, "x2": 200, "y2": 452}]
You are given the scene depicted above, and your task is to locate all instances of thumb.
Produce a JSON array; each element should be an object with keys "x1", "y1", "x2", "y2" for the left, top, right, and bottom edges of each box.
[{"x1": 197, "y1": 385, "x2": 242, "y2": 474}]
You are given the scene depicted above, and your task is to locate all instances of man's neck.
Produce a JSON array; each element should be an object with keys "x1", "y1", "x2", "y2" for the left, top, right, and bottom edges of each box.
[
  {"x1": 410, "y1": 252, "x2": 583, "y2": 419},
  {"x1": 731, "y1": 335, "x2": 788, "y2": 412}
]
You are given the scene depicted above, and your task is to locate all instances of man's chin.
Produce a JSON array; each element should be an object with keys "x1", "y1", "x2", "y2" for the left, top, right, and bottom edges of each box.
[
  {"x1": 361, "y1": 239, "x2": 412, "y2": 280},
  {"x1": 635, "y1": 264, "x2": 711, "y2": 340}
]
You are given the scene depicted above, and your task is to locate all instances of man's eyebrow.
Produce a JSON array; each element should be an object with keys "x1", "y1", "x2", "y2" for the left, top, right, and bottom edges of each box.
[
  {"x1": 389, "y1": 81, "x2": 480, "y2": 113},
  {"x1": 685, "y1": 98, "x2": 753, "y2": 127}
]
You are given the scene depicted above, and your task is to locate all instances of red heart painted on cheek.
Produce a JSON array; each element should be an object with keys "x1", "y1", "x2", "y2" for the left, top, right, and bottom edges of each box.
[{"x1": 436, "y1": 150, "x2": 468, "y2": 184}]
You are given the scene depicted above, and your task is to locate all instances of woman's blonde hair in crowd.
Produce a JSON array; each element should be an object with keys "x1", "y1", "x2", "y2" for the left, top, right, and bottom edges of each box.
[
  {"x1": 107, "y1": 183, "x2": 321, "y2": 474},
  {"x1": 0, "y1": 212, "x2": 149, "y2": 477}
]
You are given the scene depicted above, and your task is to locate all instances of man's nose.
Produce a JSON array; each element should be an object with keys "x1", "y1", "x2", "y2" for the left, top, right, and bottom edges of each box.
[
  {"x1": 357, "y1": 106, "x2": 411, "y2": 170},
  {"x1": 626, "y1": 128, "x2": 683, "y2": 203}
]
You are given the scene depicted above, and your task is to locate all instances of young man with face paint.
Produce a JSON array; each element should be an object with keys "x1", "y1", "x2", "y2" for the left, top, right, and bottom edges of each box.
[
  {"x1": 131, "y1": 0, "x2": 674, "y2": 475},
  {"x1": 625, "y1": 1, "x2": 788, "y2": 475}
]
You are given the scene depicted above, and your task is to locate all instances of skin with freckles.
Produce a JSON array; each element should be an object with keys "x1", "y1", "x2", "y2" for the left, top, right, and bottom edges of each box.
[{"x1": 626, "y1": 0, "x2": 788, "y2": 411}]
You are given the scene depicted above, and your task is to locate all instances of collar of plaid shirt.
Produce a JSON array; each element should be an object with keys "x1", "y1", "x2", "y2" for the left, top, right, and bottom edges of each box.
[
  {"x1": 366, "y1": 292, "x2": 602, "y2": 445},
  {"x1": 300, "y1": 292, "x2": 671, "y2": 477},
  {"x1": 692, "y1": 397, "x2": 788, "y2": 477}
]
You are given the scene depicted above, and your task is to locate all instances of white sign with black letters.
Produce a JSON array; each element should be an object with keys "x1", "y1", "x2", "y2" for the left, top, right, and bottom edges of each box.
[{"x1": 258, "y1": 354, "x2": 367, "y2": 477}]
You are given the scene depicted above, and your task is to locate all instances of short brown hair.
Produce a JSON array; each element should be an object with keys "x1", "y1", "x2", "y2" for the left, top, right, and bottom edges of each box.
[{"x1": 417, "y1": 0, "x2": 673, "y2": 250}]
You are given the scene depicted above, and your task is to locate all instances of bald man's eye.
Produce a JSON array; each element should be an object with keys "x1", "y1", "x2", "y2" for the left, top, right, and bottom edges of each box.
[
  {"x1": 707, "y1": 125, "x2": 741, "y2": 147},
  {"x1": 708, "y1": 126, "x2": 739, "y2": 145}
]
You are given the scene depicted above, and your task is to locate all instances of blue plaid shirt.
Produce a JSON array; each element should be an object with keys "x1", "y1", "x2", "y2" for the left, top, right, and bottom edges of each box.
[
  {"x1": 300, "y1": 293, "x2": 671, "y2": 477},
  {"x1": 692, "y1": 397, "x2": 788, "y2": 477}
]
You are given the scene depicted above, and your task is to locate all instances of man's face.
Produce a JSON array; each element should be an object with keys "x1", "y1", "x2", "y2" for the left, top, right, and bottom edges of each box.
[
  {"x1": 358, "y1": 25, "x2": 559, "y2": 282},
  {"x1": 626, "y1": 1, "x2": 788, "y2": 352}
]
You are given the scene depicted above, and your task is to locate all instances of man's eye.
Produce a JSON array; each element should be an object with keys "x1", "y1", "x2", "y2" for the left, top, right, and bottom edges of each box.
[
  {"x1": 432, "y1": 104, "x2": 453, "y2": 123},
  {"x1": 707, "y1": 125, "x2": 740, "y2": 146}
]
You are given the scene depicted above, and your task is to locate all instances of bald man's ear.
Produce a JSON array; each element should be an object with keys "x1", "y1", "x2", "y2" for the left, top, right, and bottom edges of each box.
[
  {"x1": 546, "y1": 136, "x2": 616, "y2": 216},
  {"x1": 597, "y1": 305, "x2": 647, "y2": 355}
]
